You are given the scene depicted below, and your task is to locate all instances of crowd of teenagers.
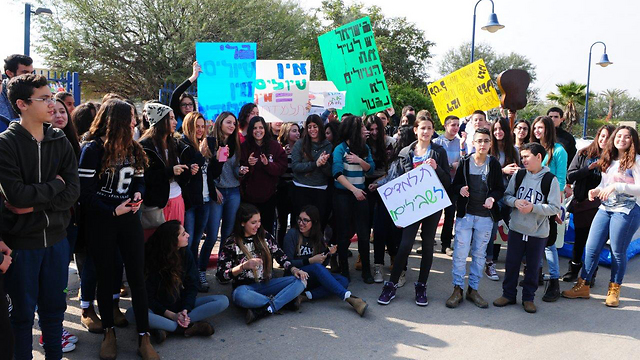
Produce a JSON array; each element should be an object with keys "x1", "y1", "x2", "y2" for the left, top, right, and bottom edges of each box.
[{"x1": 1, "y1": 54, "x2": 640, "y2": 360}]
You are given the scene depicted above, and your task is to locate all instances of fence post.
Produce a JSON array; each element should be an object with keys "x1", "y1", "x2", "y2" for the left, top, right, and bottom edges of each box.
[{"x1": 72, "y1": 72, "x2": 81, "y2": 105}]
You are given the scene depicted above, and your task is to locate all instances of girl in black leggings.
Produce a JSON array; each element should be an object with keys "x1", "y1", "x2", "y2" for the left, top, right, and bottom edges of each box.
[
  {"x1": 78, "y1": 99, "x2": 159, "y2": 360},
  {"x1": 377, "y1": 116, "x2": 450, "y2": 306}
]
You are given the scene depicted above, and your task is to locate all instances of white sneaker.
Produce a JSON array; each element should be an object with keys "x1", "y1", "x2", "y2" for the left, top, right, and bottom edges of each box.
[
  {"x1": 373, "y1": 265, "x2": 384, "y2": 283},
  {"x1": 397, "y1": 271, "x2": 407, "y2": 288},
  {"x1": 485, "y1": 262, "x2": 499, "y2": 281},
  {"x1": 445, "y1": 247, "x2": 454, "y2": 257}
]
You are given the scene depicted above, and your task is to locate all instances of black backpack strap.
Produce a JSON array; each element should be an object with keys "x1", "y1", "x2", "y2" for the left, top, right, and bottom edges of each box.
[
  {"x1": 514, "y1": 169, "x2": 526, "y2": 192},
  {"x1": 541, "y1": 172, "x2": 555, "y2": 204}
]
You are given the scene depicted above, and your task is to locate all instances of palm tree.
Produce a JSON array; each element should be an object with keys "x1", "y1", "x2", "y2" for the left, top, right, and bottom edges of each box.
[
  {"x1": 546, "y1": 81, "x2": 594, "y2": 127},
  {"x1": 601, "y1": 88, "x2": 627, "y2": 122}
]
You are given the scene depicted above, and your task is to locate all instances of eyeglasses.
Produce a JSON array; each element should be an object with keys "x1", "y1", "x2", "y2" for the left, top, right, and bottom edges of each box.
[
  {"x1": 28, "y1": 96, "x2": 56, "y2": 104},
  {"x1": 297, "y1": 217, "x2": 311, "y2": 225},
  {"x1": 180, "y1": 103, "x2": 194, "y2": 108}
]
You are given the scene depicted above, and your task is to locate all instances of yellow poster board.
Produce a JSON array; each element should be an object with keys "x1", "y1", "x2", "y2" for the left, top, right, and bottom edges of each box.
[{"x1": 428, "y1": 59, "x2": 500, "y2": 124}]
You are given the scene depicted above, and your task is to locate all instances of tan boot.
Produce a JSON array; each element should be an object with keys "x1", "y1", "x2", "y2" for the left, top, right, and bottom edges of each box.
[
  {"x1": 355, "y1": 255, "x2": 362, "y2": 271},
  {"x1": 99, "y1": 328, "x2": 117, "y2": 360},
  {"x1": 138, "y1": 333, "x2": 160, "y2": 360},
  {"x1": 345, "y1": 295, "x2": 368, "y2": 317},
  {"x1": 82, "y1": 304, "x2": 103, "y2": 333},
  {"x1": 523, "y1": 301, "x2": 537, "y2": 313},
  {"x1": 561, "y1": 277, "x2": 590, "y2": 299},
  {"x1": 113, "y1": 299, "x2": 129, "y2": 327},
  {"x1": 605, "y1": 282, "x2": 621, "y2": 307},
  {"x1": 445, "y1": 286, "x2": 463, "y2": 308}
]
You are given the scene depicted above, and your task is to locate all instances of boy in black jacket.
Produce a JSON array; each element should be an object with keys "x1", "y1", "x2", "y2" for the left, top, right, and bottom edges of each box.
[
  {"x1": 446, "y1": 128, "x2": 504, "y2": 309},
  {"x1": 0, "y1": 74, "x2": 80, "y2": 359}
]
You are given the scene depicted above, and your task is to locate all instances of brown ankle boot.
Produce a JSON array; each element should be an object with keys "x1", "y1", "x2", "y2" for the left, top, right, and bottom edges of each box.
[
  {"x1": 184, "y1": 321, "x2": 214, "y2": 337},
  {"x1": 465, "y1": 288, "x2": 489, "y2": 308},
  {"x1": 605, "y1": 282, "x2": 621, "y2": 307},
  {"x1": 445, "y1": 286, "x2": 464, "y2": 308},
  {"x1": 561, "y1": 277, "x2": 590, "y2": 299},
  {"x1": 138, "y1": 333, "x2": 160, "y2": 360},
  {"x1": 99, "y1": 328, "x2": 117, "y2": 360},
  {"x1": 345, "y1": 295, "x2": 368, "y2": 317},
  {"x1": 113, "y1": 299, "x2": 129, "y2": 327},
  {"x1": 82, "y1": 304, "x2": 103, "y2": 333}
]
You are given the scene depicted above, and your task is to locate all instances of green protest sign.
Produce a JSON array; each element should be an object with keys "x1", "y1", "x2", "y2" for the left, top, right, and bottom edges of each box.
[{"x1": 318, "y1": 16, "x2": 392, "y2": 117}]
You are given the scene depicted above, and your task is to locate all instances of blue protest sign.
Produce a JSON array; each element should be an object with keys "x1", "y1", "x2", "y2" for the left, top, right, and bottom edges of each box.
[{"x1": 196, "y1": 42, "x2": 257, "y2": 121}]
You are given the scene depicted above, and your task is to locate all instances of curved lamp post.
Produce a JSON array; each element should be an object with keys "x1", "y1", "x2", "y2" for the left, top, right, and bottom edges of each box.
[
  {"x1": 24, "y1": 3, "x2": 53, "y2": 56},
  {"x1": 582, "y1": 41, "x2": 613, "y2": 139},
  {"x1": 470, "y1": 0, "x2": 505, "y2": 63}
]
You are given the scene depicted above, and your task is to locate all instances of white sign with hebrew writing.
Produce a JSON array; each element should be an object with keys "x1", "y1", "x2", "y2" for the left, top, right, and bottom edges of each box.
[
  {"x1": 255, "y1": 60, "x2": 310, "y2": 123},
  {"x1": 377, "y1": 165, "x2": 451, "y2": 228},
  {"x1": 323, "y1": 91, "x2": 346, "y2": 109}
]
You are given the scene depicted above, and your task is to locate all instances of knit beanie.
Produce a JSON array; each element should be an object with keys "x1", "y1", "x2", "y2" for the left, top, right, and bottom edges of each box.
[{"x1": 144, "y1": 103, "x2": 173, "y2": 127}]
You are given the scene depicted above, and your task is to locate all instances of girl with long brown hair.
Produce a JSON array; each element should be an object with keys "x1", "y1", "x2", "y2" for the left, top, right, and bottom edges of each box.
[
  {"x1": 562, "y1": 124, "x2": 615, "y2": 283},
  {"x1": 216, "y1": 203, "x2": 307, "y2": 324},
  {"x1": 196, "y1": 111, "x2": 244, "y2": 291},
  {"x1": 78, "y1": 99, "x2": 159, "y2": 359},
  {"x1": 275, "y1": 122, "x2": 300, "y2": 246},
  {"x1": 125, "y1": 220, "x2": 228, "y2": 343},
  {"x1": 139, "y1": 103, "x2": 193, "y2": 233},
  {"x1": 563, "y1": 126, "x2": 640, "y2": 307}
]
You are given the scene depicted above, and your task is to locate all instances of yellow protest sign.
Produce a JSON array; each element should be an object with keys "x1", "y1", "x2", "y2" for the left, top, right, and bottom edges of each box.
[{"x1": 428, "y1": 59, "x2": 500, "y2": 124}]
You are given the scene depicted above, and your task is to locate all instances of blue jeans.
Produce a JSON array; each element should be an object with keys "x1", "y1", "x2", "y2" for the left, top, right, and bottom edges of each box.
[
  {"x1": 302, "y1": 263, "x2": 350, "y2": 300},
  {"x1": 6, "y1": 239, "x2": 70, "y2": 360},
  {"x1": 200, "y1": 187, "x2": 241, "y2": 271},
  {"x1": 544, "y1": 244, "x2": 560, "y2": 279},
  {"x1": 125, "y1": 295, "x2": 229, "y2": 332},
  {"x1": 232, "y1": 276, "x2": 305, "y2": 311},
  {"x1": 581, "y1": 205, "x2": 640, "y2": 284},
  {"x1": 185, "y1": 201, "x2": 211, "y2": 261},
  {"x1": 452, "y1": 215, "x2": 493, "y2": 290}
]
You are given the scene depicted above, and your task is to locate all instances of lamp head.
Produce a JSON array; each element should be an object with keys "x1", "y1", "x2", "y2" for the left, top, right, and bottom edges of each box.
[
  {"x1": 481, "y1": 13, "x2": 505, "y2": 33},
  {"x1": 34, "y1": 8, "x2": 53, "y2": 16},
  {"x1": 597, "y1": 53, "x2": 612, "y2": 67}
]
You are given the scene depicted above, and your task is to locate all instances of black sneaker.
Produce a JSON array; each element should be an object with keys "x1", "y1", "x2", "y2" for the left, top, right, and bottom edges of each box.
[
  {"x1": 378, "y1": 281, "x2": 397, "y2": 305},
  {"x1": 415, "y1": 282, "x2": 428, "y2": 306}
]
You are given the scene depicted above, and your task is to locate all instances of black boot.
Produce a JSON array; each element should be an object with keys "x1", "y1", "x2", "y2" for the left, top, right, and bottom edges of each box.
[
  {"x1": 562, "y1": 261, "x2": 581, "y2": 282},
  {"x1": 542, "y1": 278, "x2": 560, "y2": 302},
  {"x1": 538, "y1": 267, "x2": 544, "y2": 286},
  {"x1": 361, "y1": 265, "x2": 374, "y2": 284},
  {"x1": 340, "y1": 258, "x2": 351, "y2": 282},
  {"x1": 246, "y1": 305, "x2": 271, "y2": 325}
]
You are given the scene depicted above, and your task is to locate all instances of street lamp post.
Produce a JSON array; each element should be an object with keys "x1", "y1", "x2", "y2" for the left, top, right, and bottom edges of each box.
[
  {"x1": 582, "y1": 41, "x2": 613, "y2": 139},
  {"x1": 471, "y1": 0, "x2": 505, "y2": 63},
  {"x1": 24, "y1": 3, "x2": 53, "y2": 56}
]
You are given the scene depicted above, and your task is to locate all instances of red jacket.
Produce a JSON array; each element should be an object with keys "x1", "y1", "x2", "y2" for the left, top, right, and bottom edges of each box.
[{"x1": 240, "y1": 139, "x2": 287, "y2": 203}]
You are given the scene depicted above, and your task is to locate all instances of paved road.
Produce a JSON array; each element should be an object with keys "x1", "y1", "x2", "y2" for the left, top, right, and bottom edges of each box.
[{"x1": 31, "y1": 239, "x2": 640, "y2": 360}]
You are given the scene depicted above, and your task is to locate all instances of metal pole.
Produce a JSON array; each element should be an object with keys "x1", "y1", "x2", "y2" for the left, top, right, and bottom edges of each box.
[
  {"x1": 583, "y1": 51, "x2": 592, "y2": 139},
  {"x1": 24, "y1": 4, "x2": 31, "y2": 56},
  {"x1": 471, "y1": 0, "x2": 497, "y2": 63},
  {"x1": 583, "y1": 41, "x2": 607, "y2": 139}
]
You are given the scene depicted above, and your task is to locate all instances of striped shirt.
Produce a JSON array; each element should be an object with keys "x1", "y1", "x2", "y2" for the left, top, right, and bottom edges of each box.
[{"x1": 331, "y1": 142, "x2": 375, "y2": 190}]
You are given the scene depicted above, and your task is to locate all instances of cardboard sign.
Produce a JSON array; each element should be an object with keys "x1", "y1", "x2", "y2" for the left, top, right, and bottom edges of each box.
[
  {"x1": 428, "y1": 59, "x2": 500, "y2": 124},
  {"x1": 323, "y1": 91, "x2": 346, "y2": 109},
  {"x1": 377, "y1": 165, "x2": 451, "y2": 228},
  {"x1": 255, "y1": 60, "x2": 310, "y2": 123},
  {"x1": 196, "y1": 42, "x2": 256, "y2": 121},
  {"x1": 318, "y1": 16, "x2": 392, "y2": 117}
]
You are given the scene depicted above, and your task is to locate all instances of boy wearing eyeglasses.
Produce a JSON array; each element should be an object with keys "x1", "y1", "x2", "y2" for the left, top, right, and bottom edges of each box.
[
  {"x1": 446, "y1": 127, "x2": 505, "y2": 309},
  {"x1": 0, "y1": 74, "x2": 80, "y2": 359}
]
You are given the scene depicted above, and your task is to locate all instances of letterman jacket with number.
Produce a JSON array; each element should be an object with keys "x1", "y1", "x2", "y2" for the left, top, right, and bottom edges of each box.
[{"x1": 78, "y1": 139, "x2": 145, "y2": 215}]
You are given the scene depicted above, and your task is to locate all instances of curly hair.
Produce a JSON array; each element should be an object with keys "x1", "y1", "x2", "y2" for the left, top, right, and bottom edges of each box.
[
  {"x1": 579, "y1": 124, "x2": 615, "y2": 159},
  {"x1": 95, "y1": 99, "x2": 147, "y2": 175},
  {"x1": 598, "y1": 126, "x2": 640, "y2": 172},
  {"x1": 277, "y1": 122, "x2": 299, "y2": 148},
  {"x1": 145, "y1": 220, "x2": 184, "y2": 300}
]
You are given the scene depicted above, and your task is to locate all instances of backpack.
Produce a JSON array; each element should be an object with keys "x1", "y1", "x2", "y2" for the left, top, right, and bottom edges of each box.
[{"x1": 514, "y1": 169, "x2": 555, "y2": 204}]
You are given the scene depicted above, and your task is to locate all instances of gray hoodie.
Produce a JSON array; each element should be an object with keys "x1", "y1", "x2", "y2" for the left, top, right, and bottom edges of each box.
[{"x1": 503, "y1": 166, "x2": 562, "y2": 239}]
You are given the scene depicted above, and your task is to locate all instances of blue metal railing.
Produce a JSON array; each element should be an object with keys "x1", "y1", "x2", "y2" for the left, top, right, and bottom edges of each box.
[{"x1": 158, "y1": 81, "x2": 196, "y2": 105}]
